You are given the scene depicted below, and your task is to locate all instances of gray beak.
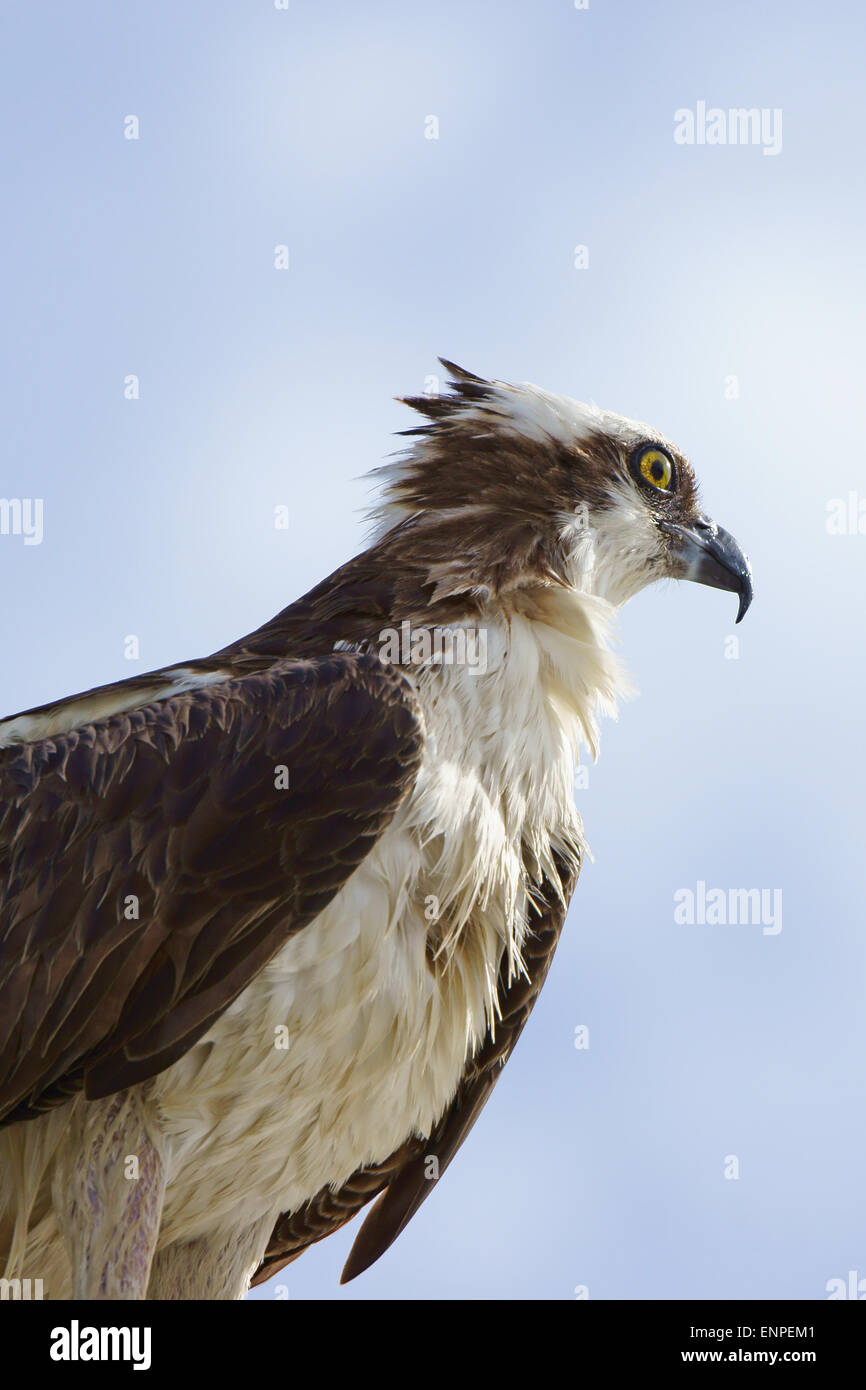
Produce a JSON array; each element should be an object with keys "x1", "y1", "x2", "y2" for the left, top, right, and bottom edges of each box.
[{"x1": 661, "y1": 517, "x2": 754, "y2": 623}]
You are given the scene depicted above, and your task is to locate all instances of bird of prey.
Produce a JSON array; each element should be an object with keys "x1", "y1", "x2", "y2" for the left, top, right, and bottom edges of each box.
[{"x1": 0, "y1": 362, "x2": 752, "y2": 1299}]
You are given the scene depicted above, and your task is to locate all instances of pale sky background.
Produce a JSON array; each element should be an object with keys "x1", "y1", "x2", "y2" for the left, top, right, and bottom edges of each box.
[{"x1": 1, "y1": 1, "x2": 864, "y2": 1300}]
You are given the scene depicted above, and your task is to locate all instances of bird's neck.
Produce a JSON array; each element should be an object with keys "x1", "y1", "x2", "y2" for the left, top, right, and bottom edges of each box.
[
  {"x1": 381, "y1": 584, "x2": 628, "y2": 990},
  {"x1": 405, "y1": 583, "x2": 630, "y2": 858}
]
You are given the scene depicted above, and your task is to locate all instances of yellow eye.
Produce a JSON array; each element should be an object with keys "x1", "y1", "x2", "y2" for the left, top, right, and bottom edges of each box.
[{"x1": 638, "y1": 448, "x2": 673, "y2": 491}]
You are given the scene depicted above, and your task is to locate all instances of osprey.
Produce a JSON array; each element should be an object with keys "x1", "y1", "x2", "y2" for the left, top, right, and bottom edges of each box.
[{"x1": 0, "y1": 362, "x2": 752, "y2": 1299}]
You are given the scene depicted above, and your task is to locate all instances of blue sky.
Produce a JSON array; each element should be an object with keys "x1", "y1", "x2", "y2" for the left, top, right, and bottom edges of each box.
[{"x1": 1, "y1": 0, "x2": 864, "y2": 1299}]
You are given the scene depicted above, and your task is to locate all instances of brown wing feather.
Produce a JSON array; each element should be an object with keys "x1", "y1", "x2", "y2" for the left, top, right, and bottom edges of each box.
[
  {"x1": 250, "y1": 849, "x2": 578, "y2": 1288},
  {"x1": 0, "y1": 653, "x2": 423, "y2": 1124}
]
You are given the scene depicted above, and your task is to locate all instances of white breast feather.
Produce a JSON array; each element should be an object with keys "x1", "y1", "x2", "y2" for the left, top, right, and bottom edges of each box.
[{"x1": 151, "y1": 595, "x2": 630, "y2": 1244}]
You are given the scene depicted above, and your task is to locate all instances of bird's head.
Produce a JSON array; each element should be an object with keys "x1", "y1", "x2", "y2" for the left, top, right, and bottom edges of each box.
[{"x1": 373, "y1": 360, "x2": 753, "y2": 624}]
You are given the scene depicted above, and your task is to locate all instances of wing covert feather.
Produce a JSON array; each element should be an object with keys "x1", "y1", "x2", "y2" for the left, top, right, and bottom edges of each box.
[{"x1": 0, "y1": 653, "x2": 423, "y2": 1123}]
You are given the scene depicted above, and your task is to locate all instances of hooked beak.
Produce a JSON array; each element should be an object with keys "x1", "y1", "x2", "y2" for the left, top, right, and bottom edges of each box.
[{"x1": 661, "y1": 517, "x2": 754, "y2": 623}]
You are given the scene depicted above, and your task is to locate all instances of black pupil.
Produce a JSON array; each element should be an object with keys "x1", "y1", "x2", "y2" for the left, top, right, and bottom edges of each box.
[{"x1": 651, "y1": 460, "x2": 663, "y2": 481}]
